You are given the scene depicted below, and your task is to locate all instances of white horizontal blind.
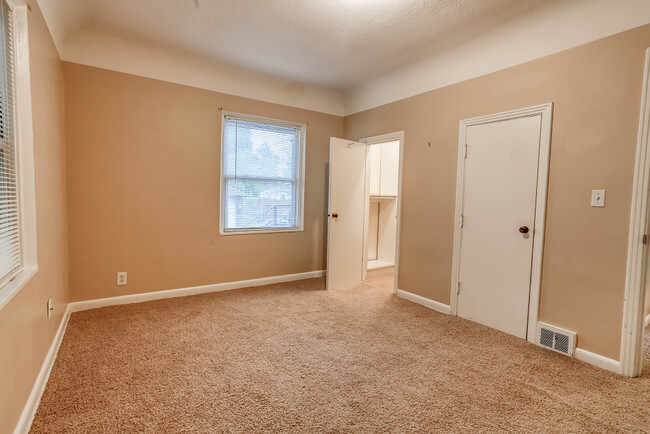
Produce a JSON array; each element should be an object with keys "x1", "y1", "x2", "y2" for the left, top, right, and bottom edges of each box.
[
  {"x1": 0, "y1": 0, "x2": 20, "y2": 283},
  {"x1": 222, "y1": 115, "x2": 303, "y2": 231}
]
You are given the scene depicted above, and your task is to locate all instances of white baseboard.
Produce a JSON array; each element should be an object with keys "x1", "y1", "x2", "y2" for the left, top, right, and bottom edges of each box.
[
  {"x1": 69, "y1": 270, "x2": 325, "y2": 313},
  {"x1": 394, "y1": 289, "x2": 621, "y2": 375},
  {"x1": 11, "y1": 273, "x2": 629, "y2": 434},
  {"x1": 14, "y1": 305, "x2": 71, "y2": 434},
  {"x1": 15, "y1": 270, "x2": 325, "y2": 432},
  {"x1": 644, "y1": 313, "x2": 650, "y2": 328},
  {"x1": 396, "y1": 289, "x2": 451, "y2": 314},
  {"x1": 574, "y1": 348, "x2": 620, "y2": 374}
]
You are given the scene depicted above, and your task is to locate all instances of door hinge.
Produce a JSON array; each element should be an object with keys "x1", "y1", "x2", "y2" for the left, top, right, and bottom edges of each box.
[
  {"x1": 644, "y1": 234, "x2": 648, "y2": 245},
  {"x1": 460, "y1": 214, "x2": 464, "y2": 228},
  {"x1": 457, "y1": 281, "x2": 461, "y2": 295},
  {"x1": 464, "y1": 144, "x2": 468, "y2": 159}
]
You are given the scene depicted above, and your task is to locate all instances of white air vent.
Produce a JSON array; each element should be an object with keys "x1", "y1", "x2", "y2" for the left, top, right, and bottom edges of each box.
[{"x1": 536, "y1": 322, "x2": 576, "y2": 356}]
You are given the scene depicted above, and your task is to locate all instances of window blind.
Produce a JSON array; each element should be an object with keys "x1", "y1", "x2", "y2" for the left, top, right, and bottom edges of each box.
[
  {"x1": 0, "y1": 0, "x2": 20, "y2": 283},
  {"x1": 222, "y1": 115, "x2": 303, "y2": 232}
]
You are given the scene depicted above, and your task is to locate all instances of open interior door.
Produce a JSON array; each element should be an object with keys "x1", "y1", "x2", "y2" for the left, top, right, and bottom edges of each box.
[{"x1": 327, "y1": 137, "x2": 367, "y2": 290}]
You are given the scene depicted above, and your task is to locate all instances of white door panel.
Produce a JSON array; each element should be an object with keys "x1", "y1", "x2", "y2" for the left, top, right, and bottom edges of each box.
[
  {"x1": 327, "y1": 138, "x2": 367, "y2": 290},
  {"x1": 457, "y1": 115, "x2": 542, "y2": 338}
]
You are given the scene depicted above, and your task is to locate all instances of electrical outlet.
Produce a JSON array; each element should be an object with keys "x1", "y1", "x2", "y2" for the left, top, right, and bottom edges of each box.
[
  {"x1": 47, "y1": 298, "x2": 53, "y2": 319},
  {"x1": 117, "y1": 272, "x2": 127, "y2": 286},
  {"x1": 591, "y1": 189, "x2": 605, "y2": 207}
]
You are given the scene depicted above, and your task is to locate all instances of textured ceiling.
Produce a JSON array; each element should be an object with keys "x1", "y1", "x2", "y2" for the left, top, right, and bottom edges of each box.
[{"x1": 38, "y1": 0, "x2": 566, "y2": 88}]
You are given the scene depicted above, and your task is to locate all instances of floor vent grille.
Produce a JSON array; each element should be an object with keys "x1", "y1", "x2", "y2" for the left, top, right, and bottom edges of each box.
[{"x1": 536, "y1": 322, "x2": 576, "y2": 356}]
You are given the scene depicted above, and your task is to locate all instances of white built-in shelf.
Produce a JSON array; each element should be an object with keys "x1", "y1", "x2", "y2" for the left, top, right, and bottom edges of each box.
[
  {"x1": 367, "y1": 259, "x2": 394, "y2": 270},
  {"x1": 370, "y1": 194, "x2": 397, "y2": 200}
]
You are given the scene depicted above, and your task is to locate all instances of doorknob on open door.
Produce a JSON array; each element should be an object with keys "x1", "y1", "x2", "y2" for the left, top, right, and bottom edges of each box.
[
  {"x1": 519, "y1": 226, "x2": 529, "y2": 234},
  {"x1": 330, "y1": 213, "x2": 339, "y2": 218}
]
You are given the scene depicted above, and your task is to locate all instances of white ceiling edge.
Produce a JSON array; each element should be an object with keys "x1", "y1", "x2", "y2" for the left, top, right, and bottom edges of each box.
[
  {"x1": 345, "y1": 0, "x2": 650, "y2": 116},
  {"x1": 59, "y1": 29, "x2": 347, "y2": 116}
]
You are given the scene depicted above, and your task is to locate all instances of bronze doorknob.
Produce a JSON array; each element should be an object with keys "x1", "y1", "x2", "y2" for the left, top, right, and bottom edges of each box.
[
  {"x1": 331, "y1": 213, "x2": 338, "y2": 218},
  {"x1": 519, "y1": 226, "x2": 529, "y2": 234}
]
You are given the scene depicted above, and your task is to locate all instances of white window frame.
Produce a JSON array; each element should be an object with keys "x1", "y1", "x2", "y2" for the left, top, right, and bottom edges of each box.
[
  {"x1": 219, "y1": 110, "x2": 306, "y2": 235},
  {"x1": 0, "y1": 0, "x2": 38, "y2": 311}
]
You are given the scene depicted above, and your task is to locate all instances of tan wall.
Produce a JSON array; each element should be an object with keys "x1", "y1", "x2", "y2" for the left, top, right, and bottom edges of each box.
[
  {"x1": 0, "y1": 3, "x2": 68, "y2": 432},
  {"x1": 344, "y1": 24, "x2": 650, "y2": 360},
  {"x1": 64, "y1": 63, "x2": 343, "y2": 302}
]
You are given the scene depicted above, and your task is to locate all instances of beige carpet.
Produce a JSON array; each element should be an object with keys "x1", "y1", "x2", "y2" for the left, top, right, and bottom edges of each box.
[{"x1": 32, "y1": 274, "x2": 650, "y2": 433}]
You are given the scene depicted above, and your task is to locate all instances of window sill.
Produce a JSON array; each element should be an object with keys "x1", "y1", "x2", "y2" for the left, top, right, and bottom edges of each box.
[
  {"x1": 220, "y1": 227, "x2": 304, "y2": 236},
  {"x1": 0, "y1": 264, "x2": 39, "y2": 311}
]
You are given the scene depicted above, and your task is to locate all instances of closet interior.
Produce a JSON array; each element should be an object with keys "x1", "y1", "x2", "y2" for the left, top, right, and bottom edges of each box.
[{"x1": 365, "y1": 140, "x2": 399, "y2": 277}]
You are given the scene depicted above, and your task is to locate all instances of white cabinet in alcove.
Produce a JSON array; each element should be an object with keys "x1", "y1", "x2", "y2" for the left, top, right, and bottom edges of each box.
[
  {"x1": 365, "y1": 140, "x2": 399, "y2": 273},
  {"x1": 379, "y1": 141, "x2": 399, "y2": 196},
  {"x1": 368, "y1": 141, "x2": 399, "y2": 196},
  {"x1": 368, "y1": 144, "x2": 381, "y2": 195}
]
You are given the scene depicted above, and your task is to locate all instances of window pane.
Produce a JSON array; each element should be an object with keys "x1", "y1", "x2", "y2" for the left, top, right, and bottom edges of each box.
[
  {"x1": 0, "y1": 0, "x2": 20, "y2": 282},
  {"x1": 224, "y1": 179, "x2": 296, "y2": 230},
  {"x1": 222, "y1": 114, "x2": 303, "y2": 232},
  {"x1": 223, "y1": 117, "x2": 298, "y2": 179}
]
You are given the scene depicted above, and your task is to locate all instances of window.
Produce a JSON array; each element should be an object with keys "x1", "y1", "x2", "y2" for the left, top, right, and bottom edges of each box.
[
  {"x1": 0, "y1": 0, "x2": 20, "y2": 284},
  {"x1": 220, "y1": 112, "x2": 305, "y2": 234},
  {"x1": 0, "y1": 0, "x2": 38, "y2": 311}
]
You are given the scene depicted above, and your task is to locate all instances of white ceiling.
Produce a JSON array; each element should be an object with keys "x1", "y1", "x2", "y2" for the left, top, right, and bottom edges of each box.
[
  {"x1": 38, "y1": 0, "x2": 565, "y2": 87},
  {"x1": 36, "y1": 0, "x2": 650, "y2": 115}
]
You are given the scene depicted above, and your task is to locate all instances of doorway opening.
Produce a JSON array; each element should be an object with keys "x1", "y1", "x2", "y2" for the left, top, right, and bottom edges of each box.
[
  {"x1": 362, "y1": 136, "x2": 401, "y2": 291},
  {"x1": 326, "y1": 132, "x2": 404, "y2": 294}
]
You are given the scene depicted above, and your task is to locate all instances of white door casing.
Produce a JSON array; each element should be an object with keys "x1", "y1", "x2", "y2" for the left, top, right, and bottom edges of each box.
[
  {"x1": 621, "y1": 47, "x2": 650, "y2": 377},
  {"x1": 326, "y1": 138, "x2": 367, "y2": 290},
  {"x1": 451, "y1": 104, "x2": 553, "y2": 342}
]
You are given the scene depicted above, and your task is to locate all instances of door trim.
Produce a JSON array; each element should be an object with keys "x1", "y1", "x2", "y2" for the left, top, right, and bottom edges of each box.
[
  {"x1": 450, "y1": 103, "x2": 553, "y2": 343},
  {"x1": 360, "y1": 131, "x2": 405, "y2": 294},
  {"x1": 620, "y1": 47, "x2": 650, "y2": 377}
]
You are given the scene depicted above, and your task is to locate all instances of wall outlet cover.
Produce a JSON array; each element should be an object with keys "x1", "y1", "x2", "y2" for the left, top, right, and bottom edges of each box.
[
  {"x1": 591, "y1": 189, "x2": 605, "y2": 207},
  {"x1": 117, "y1": 272, "x2": 127, "y2": 286}
]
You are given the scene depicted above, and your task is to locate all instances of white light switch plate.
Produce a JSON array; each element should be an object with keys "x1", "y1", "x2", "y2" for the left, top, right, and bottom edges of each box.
[
  {"x1": 117, "y1": 272, "x2": 127, "y2": 285},
  {"x1": 591, "y1": 189, "x2": 605, "y2": 207}
]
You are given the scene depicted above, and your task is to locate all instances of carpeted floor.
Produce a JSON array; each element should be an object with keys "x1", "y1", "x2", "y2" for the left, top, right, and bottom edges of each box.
[{"x1": 32, "y1": 274, "x2": 650, "y2": 433}]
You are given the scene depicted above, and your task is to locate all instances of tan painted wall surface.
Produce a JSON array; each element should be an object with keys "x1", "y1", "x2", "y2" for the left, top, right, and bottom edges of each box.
[
  {"x1": 0, "y1": 3, "x2": 68, "y2": 432},
  {"x1": 64, "y1": 63, "x2": 343, "y2": 302},
  {"x1": 344, "y1": 25, "x2": 650, "y2": 360}
]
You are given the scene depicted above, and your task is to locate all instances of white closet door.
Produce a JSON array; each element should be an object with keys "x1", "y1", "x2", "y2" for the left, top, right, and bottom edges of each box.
[
  {"x1": 380, "y1": 140, "x2": 399, "y2": 195},
  {"x1": 457, "y1": 115, "x2": 542, "y2": 338},
  {"x1": 327, "y1": 137, "x2": 367, "y2": 290}
]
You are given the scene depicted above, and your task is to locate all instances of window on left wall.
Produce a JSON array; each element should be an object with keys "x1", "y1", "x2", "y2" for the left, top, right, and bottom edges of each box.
[
  {"x1": 0, "y1": 0, "x2": 39, "y2": 311},
  {"x1": 0, "y1": 0, "x2": 21, "y2": 285}
]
